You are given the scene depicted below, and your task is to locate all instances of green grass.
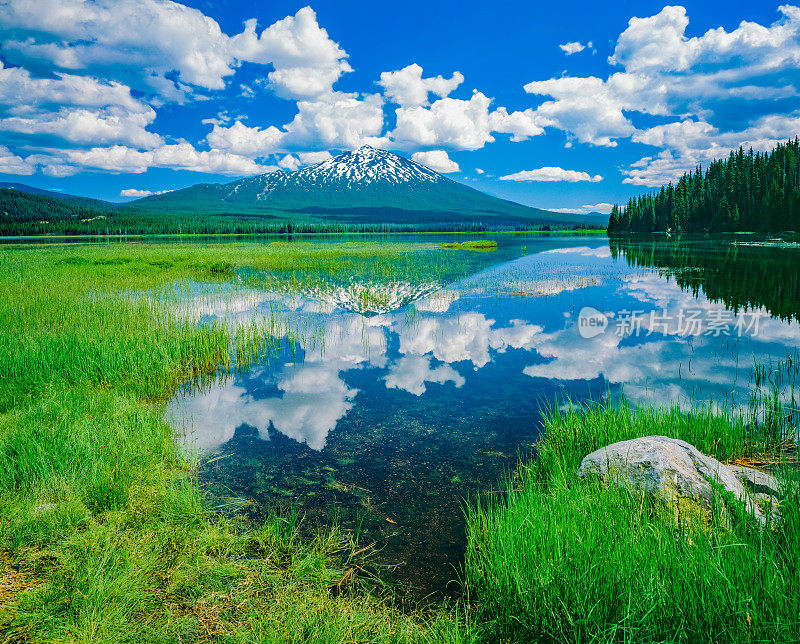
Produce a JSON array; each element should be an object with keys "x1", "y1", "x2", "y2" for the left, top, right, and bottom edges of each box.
[
  {"x1": 1, "y1": 240, "x2": 797, "y2": 643},
  {"x1": 0, "y1": 241, "x2": 480, "y2": 642},
  {"x1": 465, "y1": 403, "x2": 800, "y2": 643},
  {"x1": 439, "y1": 240, "x2": 498, "y2": 251}
]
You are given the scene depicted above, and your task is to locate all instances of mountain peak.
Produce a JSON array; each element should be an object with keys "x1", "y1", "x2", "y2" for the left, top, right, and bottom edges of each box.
[
  {"x1": 305, "y1": 146, "x2": 443, "y2": 186},
  {"x1": 342, "y1": 145, "x2": 387, "y2": 161}
]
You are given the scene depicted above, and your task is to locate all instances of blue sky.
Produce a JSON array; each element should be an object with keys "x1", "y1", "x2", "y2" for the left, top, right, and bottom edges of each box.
[{"x1": 0, "y1": 1, "x2": 798, "y2": 214}]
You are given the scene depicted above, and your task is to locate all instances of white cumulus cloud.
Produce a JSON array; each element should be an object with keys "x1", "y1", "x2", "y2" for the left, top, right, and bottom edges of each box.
[
  {"x1": 7, "y1": 1, "x2": 796, "y2": 185},
  {"x1": 0, "y1": 3, "x2": 378, "y2": 177},
  {"x1": 624, "y1": 113, "x2": 800, "y2": 186},
  {"x1": 0, "y1": 0, "x2": 239, "y2": 98},
  {"x1": 524, "y1": 75, "x2": 636, "y2": 147},
  {"x1": 488, "y1": 107, "x2": 545, "y2": 142},
  {"x1": 411, "y1": 149, "x2": 459, "y2": 173},
  {"x1": 230, "y1": 7, "x2": 352, "y2": 99},
  {"x1": 0, "y1": 146, "x2": 34, "y2": 175},
  {"x1": 378, "y1": 63, "x2": 464, "y2": 106},
  {"x1": 0, "y1": 2, "x2": 350, "y2": 102},
  {"x1": 119, "y1": 188, "x2": 171, "y2": 198},
  {"x1": 278, "y1": 154, "x2": 301, "y2": 171},
  {"x1": 209, "y1": 92, "x2": 387, "y2": 159},
  {"x1": 0, "y1": 62, "x2": 145, "y2": 111},
  {"x1": 500, "y1": 167, "x2": 603, "y2": 182},
  {"x1": 559, "y1": 41, "x2": 586, "y2": 55},
  {"x1": 206, "y1": 121, "x2": 285, "y2": 157},
  {"x1": 391, "y1": 91, "x2": 495, "y2": 151},
  {"x1": 282, "y1": 92, "x2": 387, "y2": 150},
  {"x1": 549, "y1": 203, "x2": 615, "y2": 215},
  {"x1": 391, "y1": 91, "x2": 546, "y2": 151},
  {"x1": 67, "y1": 143, "x2": 277, "y2": 175},
  {"x1": 297, "y1": 150, "x2": 333, "y2": 165},
  {"x1": 0, "y1": 61, "x2": 162, "y2": 149},
  {"x1": 519, "y1": 4, "x2": 800, "y2": 183},
  {"x1": 0, "y1": 105, "x2": 162, "y2": 149}
]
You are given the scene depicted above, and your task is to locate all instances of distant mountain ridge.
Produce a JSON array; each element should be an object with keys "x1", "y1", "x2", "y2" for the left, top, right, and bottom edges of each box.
[
  {"x1": 0, "y1": 182, "x2": 105, "y2": 205},
  {"x1": 0, "y1": 147, "x2": 607, "y2": 235},
  {"x1": 133, "y1": 146, "x2": 605, "y2": 228}
]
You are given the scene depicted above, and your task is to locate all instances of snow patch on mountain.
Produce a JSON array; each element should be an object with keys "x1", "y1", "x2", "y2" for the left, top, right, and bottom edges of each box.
[
  {"x1": 309, "y1": 146, "x2": 442, "y2": 186},
  {"x1": 225, "y1": 146, "x2": 443, "y2": 201}
]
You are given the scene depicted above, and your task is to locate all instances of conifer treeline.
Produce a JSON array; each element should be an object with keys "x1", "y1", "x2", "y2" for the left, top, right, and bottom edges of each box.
[
  {"x1": 0, "y1": 187, "x2": 602, "y2": 236},
  {"x1": 608, "y1": 138, "x2": 800, "y2": 234}
]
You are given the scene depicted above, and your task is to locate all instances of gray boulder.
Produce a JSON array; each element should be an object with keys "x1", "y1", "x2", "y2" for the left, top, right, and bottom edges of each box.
[
  {"x1": 578, "y1": 436, "x2": 764, "y2": 524},
  {"x1": 728, "y1": 465, "x2": 785, "y2": 523}
]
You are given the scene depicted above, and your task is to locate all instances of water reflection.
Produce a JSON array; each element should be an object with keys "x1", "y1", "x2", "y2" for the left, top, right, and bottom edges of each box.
[
  {"x1": 610, "y1": 237, "x2": 800, "y2": 323},
  {"x1": 171, "y1": 296, "x2": 545, "y2": 452},
  {"x1": 167, "y1": 236, "x2": 800, "y2": 594}
]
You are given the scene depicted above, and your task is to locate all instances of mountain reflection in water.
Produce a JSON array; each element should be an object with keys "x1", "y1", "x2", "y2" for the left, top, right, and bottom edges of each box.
[{"x1": 167, "y1": 236, "x2": 800, "y2": 595}]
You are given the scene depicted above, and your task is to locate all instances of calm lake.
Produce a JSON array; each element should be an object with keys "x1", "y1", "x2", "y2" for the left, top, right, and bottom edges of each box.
[{"x1": 167, "y1": 234, "x2": 800, "y2": 594}]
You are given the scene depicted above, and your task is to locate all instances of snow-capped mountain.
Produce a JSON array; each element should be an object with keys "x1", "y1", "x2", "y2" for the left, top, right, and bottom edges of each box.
[
  {"x1": 133, "y1": 146, "x2": 605, "y2": 228},
  {"x1": 222, "y1": 146, "x2": 445, "y2": 206},
  {"x1": 249, "y1": 146, "x2": 443, "y2": 194},
  {"x1": 305, "y1": 146, "x2": 442, "y2": 185}
]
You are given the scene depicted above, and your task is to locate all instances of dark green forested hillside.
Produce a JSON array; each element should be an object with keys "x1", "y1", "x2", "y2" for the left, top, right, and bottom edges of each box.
[
  {"x1": 0, "y1": 186, "x2": 604, "y2": 236},
  {"x1": 0, "y1": 189, "x2": 123, "y2": 235},
  {"x1": 0, "y1": 188, "x2": 372, "y2": 235},
  {"x1": 609, "y1": 138, "x2": 800, "y2": 234}
]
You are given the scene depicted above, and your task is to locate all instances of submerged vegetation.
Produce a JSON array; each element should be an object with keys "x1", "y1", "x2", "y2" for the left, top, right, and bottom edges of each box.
[
  {"x1": 608, "y1": 138, "x2": 800, "y2": 234},
  {"x1": 1, "y1": 238, "x2": 798, "y2": 642}
]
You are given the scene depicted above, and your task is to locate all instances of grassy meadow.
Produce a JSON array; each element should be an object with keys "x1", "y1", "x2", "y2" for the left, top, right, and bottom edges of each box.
[{"x1": 0, "y1": 240, "x2": 798, "y2": 643}]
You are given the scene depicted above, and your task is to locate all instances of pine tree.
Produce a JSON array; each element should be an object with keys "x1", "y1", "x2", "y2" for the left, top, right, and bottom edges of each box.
[{"x1": 608, "y1": 138, "x2": 800, "y2": 234}]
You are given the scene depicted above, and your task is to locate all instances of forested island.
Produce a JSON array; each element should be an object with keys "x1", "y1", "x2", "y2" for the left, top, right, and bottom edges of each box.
[{"x1": 608, "y1": 138, "x2": 800, "y2": 234}]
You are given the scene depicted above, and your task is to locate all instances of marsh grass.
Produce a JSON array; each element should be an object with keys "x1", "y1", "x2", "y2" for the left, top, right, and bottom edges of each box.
[
  {"x1": 439, "y1": 240, "x2": 498, "y2": 251},
  {"x1": 3, "y1": 239, "x2": 798, "y2": 643},
  {"x1": 465, "y1": 402, "x2": 800, "y2": 643},
  {"x1": 748, "y1": 350, "x2": 800, "y2": 445},
  {"x1": 0, "y1": 241, "x2": 479, "y2": 642}
]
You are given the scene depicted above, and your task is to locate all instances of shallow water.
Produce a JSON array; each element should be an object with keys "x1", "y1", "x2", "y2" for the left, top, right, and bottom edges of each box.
[{"x1": 167, "y1": 235, "x2": 800, "y2": 594}]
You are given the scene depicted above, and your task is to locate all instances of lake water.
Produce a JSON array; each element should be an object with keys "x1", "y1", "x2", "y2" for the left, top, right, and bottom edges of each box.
[{"x1": 167, "y1": 235, "x2": 800, "y2": 595}]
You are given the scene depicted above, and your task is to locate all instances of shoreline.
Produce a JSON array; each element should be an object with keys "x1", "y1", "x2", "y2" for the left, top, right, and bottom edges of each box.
[{"x1": 1, "y1": 240, "x2": 797, "y2": 642}]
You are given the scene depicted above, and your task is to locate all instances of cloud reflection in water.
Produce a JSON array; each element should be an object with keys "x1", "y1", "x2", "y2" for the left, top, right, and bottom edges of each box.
[{"x1": 169, "y1": 242, "x2": 800, "y2": 454}]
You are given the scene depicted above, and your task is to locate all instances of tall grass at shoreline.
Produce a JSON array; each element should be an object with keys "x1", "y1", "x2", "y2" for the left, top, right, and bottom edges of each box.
[
  {"x1": 465, "y1": 403, "x2": 800, "y2": 643},
  {"x1": 0, "y1": 242, "x2": 479, "y2": 642},
  {"x1": 2, "y1": 239, "x2": 798, "y2": 642}
]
